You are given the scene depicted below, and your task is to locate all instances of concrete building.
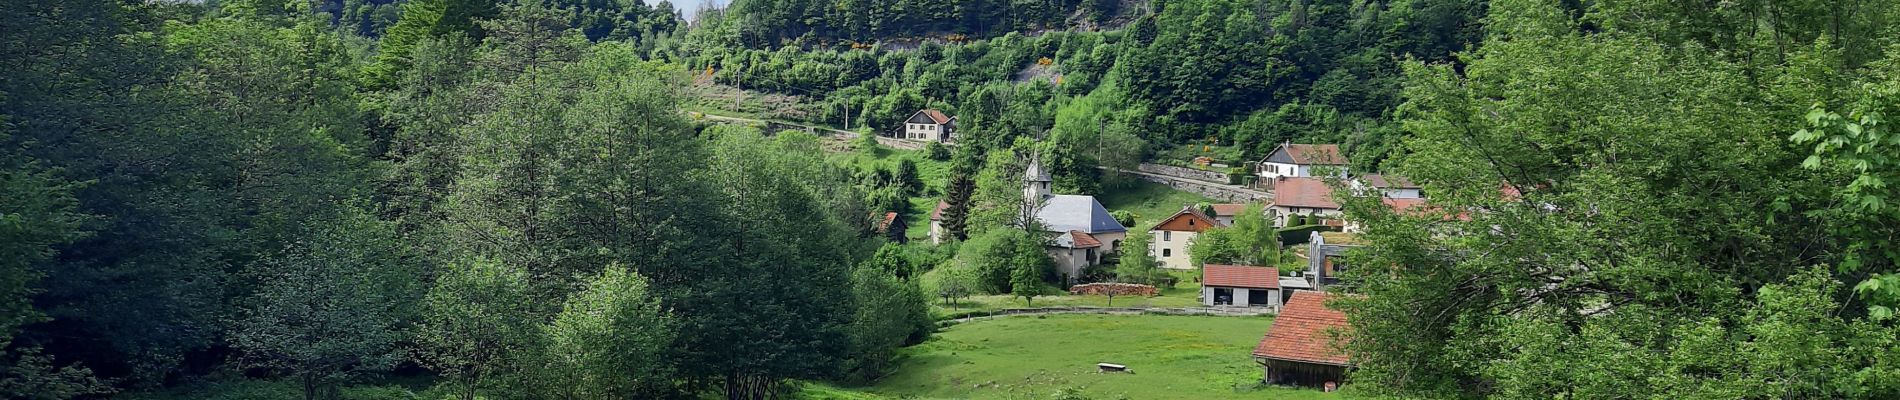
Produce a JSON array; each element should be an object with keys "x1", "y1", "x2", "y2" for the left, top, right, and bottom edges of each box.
[{"x1": 1305, "y1": 231, "x2": 1359, "y2": 291}]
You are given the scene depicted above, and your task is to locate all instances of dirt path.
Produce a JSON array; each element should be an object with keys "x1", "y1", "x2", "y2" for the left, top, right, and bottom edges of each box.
[{"x1": 942, "y1": 305, "x2": 1276, "y2": 325}]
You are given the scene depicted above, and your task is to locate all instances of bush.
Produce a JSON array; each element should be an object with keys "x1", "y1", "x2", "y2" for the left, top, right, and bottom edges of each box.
[
  {"x1": 923, "y1": 142, "x2": 950, "y2": 160},
  {"x1": 1110, "y1": 210, "x2": 1135, "y2": 227}
]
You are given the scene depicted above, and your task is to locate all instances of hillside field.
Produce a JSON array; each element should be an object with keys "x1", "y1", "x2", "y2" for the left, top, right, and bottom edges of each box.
[{"x1": 824, "y1": 314, "x2": 1338, "y2": 399}]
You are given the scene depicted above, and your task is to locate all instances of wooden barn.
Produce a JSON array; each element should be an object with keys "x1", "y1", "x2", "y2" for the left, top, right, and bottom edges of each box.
[{"x1": 1251, "y1": 291, "x2": 1352, "y2": 390}]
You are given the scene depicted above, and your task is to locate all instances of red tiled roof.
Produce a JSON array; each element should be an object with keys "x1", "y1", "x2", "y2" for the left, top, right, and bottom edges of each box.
[
  {"x1": 1363, "y1": 174, "x2": 1418, "y2": 189},
  {"x1": 1209, "y1": 203, "x2": 1249, "y2": 217},
  {"x1": 1202, "y1": 264, "x2": 1279, "y2": 289},
  {"x1": 1382, "y1": 198, "x2": 1428, "y2": 213},
  {"x1": 1154, "y1": 207, "x2": 1222, "y2": 232},
  {"x1": 875, "y1": 212, "x2": 900, "y2": 232},
  {"x1": 1282, "y1": 144, "x2": 1348, "y2": 165},
  {"x1": 1252, "y1": 291, "x2": 1351, "y2": 366},
  {"x1": 1271, "y1": 178, "x2": 1339, "y2": 209},
  {"x1": 930, "y1": 200, "x2": 950, "y2": 220},
  {"x1": 918, "y1": 109, "x2": 952, "y2": 124},
  {"x1": 1069, "y1": 230, "x2": 1102, "y2": 248}
]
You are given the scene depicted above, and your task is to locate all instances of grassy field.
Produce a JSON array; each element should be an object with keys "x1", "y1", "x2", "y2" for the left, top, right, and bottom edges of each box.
[
  {"x1": 1096, "y1": 181, "x2": 1218, "y2": 232},
  {"x1": 831, "y1": 314, "x2": 1338, "y2": 400}
]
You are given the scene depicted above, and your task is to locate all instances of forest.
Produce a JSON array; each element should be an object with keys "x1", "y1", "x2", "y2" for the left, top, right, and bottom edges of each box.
[{"x1": 4, "y1": 0, "x2": 1900, "y2": 399}]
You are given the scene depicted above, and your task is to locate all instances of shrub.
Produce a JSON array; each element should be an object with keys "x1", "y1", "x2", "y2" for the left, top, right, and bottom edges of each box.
[
  {"x1": 923, "y1": 141, "x2": 950, "y2": 160},
  {"x1": 1110, "y1": 210, "x2": 1135, "y2": 227}
]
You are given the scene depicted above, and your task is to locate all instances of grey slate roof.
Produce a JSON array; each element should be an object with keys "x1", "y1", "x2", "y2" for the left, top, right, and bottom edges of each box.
[{"x1": 1035, "y1": 195, "x2": 1126, "y2": 234}]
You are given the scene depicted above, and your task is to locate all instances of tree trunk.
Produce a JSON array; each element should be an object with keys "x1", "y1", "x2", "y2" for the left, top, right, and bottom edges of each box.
[
  {"x1": 725, "y1": 372, "x2": 779, "y2": 400},
  {"x1": 462, "y1": 372, "x2": 480, "y2": 400}
]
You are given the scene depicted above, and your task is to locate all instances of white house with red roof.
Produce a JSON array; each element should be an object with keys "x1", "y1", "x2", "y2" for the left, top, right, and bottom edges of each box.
[
  {"x1": 1207, "y1": 203, "x2": 1251, "y2": 226},
  {"x1": 1150, "y1": 207, "x2": 1223, "y2": 270},
  {"x1": 1252, "y1": 291, "x2": 1352, "y2": 389},
  {"x1": 899, "y1": 109, "x2": 955, "y2": 142},
  {"x1": 1201, "y1": 264, "x2": 1281, "y2": 307},
  {"x1": 1256, "y1": 143, "x2": 1349, "y2": 180}
]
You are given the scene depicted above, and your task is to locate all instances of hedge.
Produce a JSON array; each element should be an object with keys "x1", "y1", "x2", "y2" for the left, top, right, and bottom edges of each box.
[{"x1": 1276, "y1": 224, "x2": 1338, "y2": 246}]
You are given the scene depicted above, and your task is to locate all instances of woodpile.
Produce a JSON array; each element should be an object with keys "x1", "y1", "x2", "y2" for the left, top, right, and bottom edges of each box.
[{"x1": 1068, "y1": 283, "x2": 1158, "y2": 297}]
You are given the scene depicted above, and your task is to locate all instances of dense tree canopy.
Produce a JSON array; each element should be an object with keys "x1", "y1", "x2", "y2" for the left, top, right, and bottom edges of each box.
[
  {"x1": 7, "y1": 0, "x2": 1900, "y2": 399},
  {"x1": 1335, "y1": 0, "x2": 1900, "y2": 397}
]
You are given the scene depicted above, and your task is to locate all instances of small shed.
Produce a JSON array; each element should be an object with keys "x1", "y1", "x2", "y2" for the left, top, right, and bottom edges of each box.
[
  {"x1": 1201, "y1": 264, "x2": 1280, "y2": 307},
  {"x1": 1252, "y1": 291, "x2": 1352, "y2": 388}
]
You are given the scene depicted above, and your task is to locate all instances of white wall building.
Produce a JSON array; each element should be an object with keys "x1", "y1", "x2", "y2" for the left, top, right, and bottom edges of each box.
[
  {"x1": 900, "y1": 109, "x2": 955, "y2": 141},
  {"x1": 1257, "y1": 143, "x2": 1349, "y2": 180}
]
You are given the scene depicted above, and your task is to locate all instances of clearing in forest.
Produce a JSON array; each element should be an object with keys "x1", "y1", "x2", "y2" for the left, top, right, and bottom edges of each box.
[{"x1": 839, "y1": 314, "x2": 1339, "y2": 399}]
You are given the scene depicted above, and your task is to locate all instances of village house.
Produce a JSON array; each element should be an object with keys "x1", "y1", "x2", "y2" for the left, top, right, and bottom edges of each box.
[
  {"x1": 898, "y1": 109, "x2": 955, "y2": 142},
  {"x1": 1208, "y1": 203, "x2": 1250, "y2": 226},
  {"x1": 1256, "y1": 143, "x2": 1349, "y2": 181},
  {"x1": 1202, "y1": 264, "x2": 1281, "y2": 307},
  {"x1": 1267, "y1": 177, "x2": 1343, "y2": 228},
  {"x1": 1025, "y1": 159, "x2": 1125, "y2": 281},
  {"x1": 1356, "y1": 174, "x2": 1421, "y2": 199},
  {"x1": 1150, "y1": 207, "x2": 1223, "y2": 270},
  {"x1": 1252, "y1": 291, "x2": 1352, "y2": 390}
]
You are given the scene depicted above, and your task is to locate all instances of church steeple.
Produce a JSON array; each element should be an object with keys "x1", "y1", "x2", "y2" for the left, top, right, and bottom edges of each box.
[
  {"x1": 1020, "y1": 152, "x2": 1054, "y2": 227},
  {"x1": 1024, "y1": 153, "x2": 1052, "y2": 202}
]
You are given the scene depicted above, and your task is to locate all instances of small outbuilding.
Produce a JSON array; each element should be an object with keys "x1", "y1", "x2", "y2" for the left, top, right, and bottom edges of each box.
[
  {"x1": 1252, "y1": 291, "x2": 1352, "y2": 389},
  {"x1": 1200, "y1": 264, "x2": 1280, "y2": 307}
]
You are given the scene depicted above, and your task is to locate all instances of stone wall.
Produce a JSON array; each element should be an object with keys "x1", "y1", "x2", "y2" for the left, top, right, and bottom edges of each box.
[
  {"x1": 1128, "y1": 172, "x2": 1270, "y2": 203},
  {"x1": 1139, "y1": 163, "x2": 1233, "y2": 183}
]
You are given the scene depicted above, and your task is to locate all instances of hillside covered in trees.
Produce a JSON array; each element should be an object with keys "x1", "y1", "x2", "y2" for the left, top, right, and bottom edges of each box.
[
  {"x1": 684, "y1": 0, "x2": 1485, "y2": 170},
  {"x1": 4, "y1": 0, "x2": 1900, "y2": 399}
]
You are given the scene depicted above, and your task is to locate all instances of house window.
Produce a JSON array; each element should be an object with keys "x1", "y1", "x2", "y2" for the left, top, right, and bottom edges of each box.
[
  {"x1": 1188, "y1": 219, "x2": 1195, "y2": 226},
  {"x1": 1163, "y1": 231, "x2": 1172, "y2": 241},
  {"x1": 1162, "y1": 248, "x2": 1171, "y2": 257}
]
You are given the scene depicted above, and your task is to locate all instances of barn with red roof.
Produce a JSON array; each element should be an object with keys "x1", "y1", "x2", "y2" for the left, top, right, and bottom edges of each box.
[
  {"x1": 1252, "y1": 291, "x2": 1352, "y2": 388},
  {"x1": 1200, "y1": 264, "x2": 1280, "y2": 307}
]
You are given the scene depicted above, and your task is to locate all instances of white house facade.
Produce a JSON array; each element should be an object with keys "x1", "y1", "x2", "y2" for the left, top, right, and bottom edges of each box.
[
  {"x1": 1149, "y1": 207, "x2": 1222, "y2": 270},
  {"x1": 1257, "y1": 143, "x2": 1349, "y2": 180},
  {"x1": 900, "y1": 109, "x2": 955, "y2": 141}
]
